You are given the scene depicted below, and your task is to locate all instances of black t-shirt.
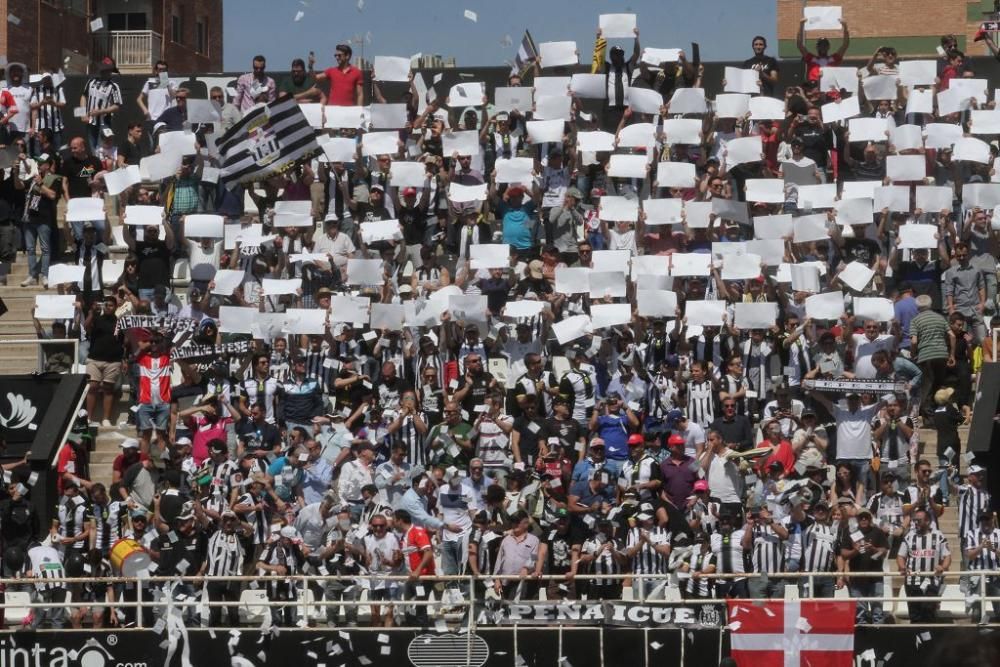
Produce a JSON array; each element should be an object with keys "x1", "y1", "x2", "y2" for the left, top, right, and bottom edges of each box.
[
  {"x1": 843, "y1": 238, "x2": 881, "y2": 267},
  {"x1": 356, "y1": 202, "x2": 391, "y2": 223},
  {"x1": 89, "y1": 313, "x2": 123, "y2": 362},
  {"x1": 25, "y1": 178, "x2": 60, "y2": 225},
  {"x1": 154, "y1": 530, "x2": 207, "y2": 576},
  {"x1": 544, "y1": 417, "x2": 582, "y2": 453},
  {"x1": 838, "y1": 524, "x2": 888, "y2": 573},
  {"x1": 512, "y1": 415, "x2": 546, "y2": 462},
  {"x1": 794, "y1": 123, "x2": 831, "y2": 168},
  {"x1": 398, "y1": 204, "x2": 427, "y2": 244},
  {"x1": 743, "y1": 54, "x2": 780, "y2": 96},
  {"x1": 118, "y1": 139, "x2": 151, "y2": 166},
  {"x1": 135, "y1": 240, "x2": 172, "y2": 289},
  {"x1": 455, "y1": 372, "x2": 494, "y2": 415},
  {"x1": 59, "y1": 152, "x2": 103, "y2": 199},
  {"x1": 236, "y1": 418, "x2": 282, "y2": 452}
]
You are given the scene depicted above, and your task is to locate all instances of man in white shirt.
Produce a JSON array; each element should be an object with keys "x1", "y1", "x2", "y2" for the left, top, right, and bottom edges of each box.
[
  {"x1": 137, "y1": 60, "x2": 176, "y2": 142},
  {"x1": 847, "y1": 317, "x2": 895, "y2": 379},
  {"x1": 312, "y1": 218, "x2": 357, "y2": 278},
  {"x1": 812, "y1": 391, "x2": 882, "y2": 492},
  {"x1": 5, "y1": 64, "x2": 32, "y2": 141}
]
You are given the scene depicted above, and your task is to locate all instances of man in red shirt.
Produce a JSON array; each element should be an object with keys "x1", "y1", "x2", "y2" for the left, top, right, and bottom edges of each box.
[
  {"x1": 395, "y1": 508, "x2": 434, "y2": 626},
  {"x1": 796, "y1": 17, "x2": 850, "y2": 83},
  {"x1": 135, "y1": 334, "x2": 172, "y2": 456},
  {"x1": 111, "y1": 438, "x2": 151, "y2": 488},
  {"x1": 311, "y1": 44, "x2": 363, "y2": 106}
]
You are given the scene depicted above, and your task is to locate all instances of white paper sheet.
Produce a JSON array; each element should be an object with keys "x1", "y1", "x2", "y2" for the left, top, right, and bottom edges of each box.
[
  {"x1": 953, "y1": 137, "x2": 991, "y2": 164},
  {"x1": 330, "y1": 295, "x2": 371, "y2": 324},
  {"x1": 211, "y1": 270, "x2": 246, "y2": 296},
  {"x1": 873, "y1": 185, "x2": 911, "y2": 213},
  {"x1": 936, "y1": 88, "x2": 973, "y2": 116},
  {"x1": 588, "y1": 271, "x2": 627, "y2": 298},
  {"x1": 630, "y1": 255, "x2": 670, "y2": 279},
  {"x1": 838, "y1": 261, "x2": 875, "y2": 291},
  {"x1": 636, "y1": 289, "x2": 678, "y2": 318},
  {"x1": 841, "y1": 181, "x2": 881, "y2": 201},
  {"x1": 124, "y1": 205, "x2": 164, "y2": 226},
  {"x1": 890, "y1": 124, "x2": 923, "y2": 152},
  {"x1": 726, "y1": 136, "x2": 763, "y2": 167},
  {"x1": 448, "y1": 294, "x2": 488, "y2": 320},
  {"x1": 598, "y1": 196, "x2": 639, "y2": 222},
  {"x1": 360, "y1": 220, "x2": 403, "y2": 244},
  {"x1": 322, "y1": 137, "x2": 358, "y2": 163},
  {"x1": 861, "y1": 74, "x2": 898, "y2": 101},
  {"x1": 745, "y1": 179, "x2": 785, "y2": 204},
  {"x1": 390, "y1": 161, "x2": 428, "y2": 188},
  {"x1": 569, "y1": 74, "x2": 607, "y2": 99},
  {"x1": 185, "y1": 214, "x2": 224, "y2": 238},
  {"x1": 538, "y1": 41, "x2": 578, "y2": 68},
  {"x1": 618, "y1": 122, "x2": 656, "y2": 147},
  {"x1": 261, "y1": 278, "x2": 301, "y2": 296},
  {"x1": 683, "y1": 201, "x2": 714, "y2": 229},
  {"x1": 661, "y1": 119, "x2": 701, "y2": 145},
  {"x1": 819, "y1": 67, "x2": 859, "y2": 95},
  {"x1": 899, "y1": 60, "x2": 936, "y2": 87},
  {"x1": 821, "y1": 95, "x2": 859, "y2": 124},
  {"x1": 722, "y1": 253, "x2": 763, "y2": 281},
  {"x1": 503, "y1": 300, "x2": 546, "y2": 320},
  {"x1": 373, "y1": 56, "x2": 411, "y2": 82},
  {"x1": 668, "y1": 88, "x2": 707, "y2": 115},
  {"x1": 746, "y1": 239, "x2": 785, "y2": 266},
  {"x1": 361, "y1": 132, "x2": 400, "y2": 157},
  {"x1": 367, "y1": 303, "x2": 404, "y2": 331},
  {"x1": 469, "y1": 243, "x2": 511, "y2": 269},
  {"x1": 608, "y1": 154, "x2": 649, "y2": 179},
  {"x1": 797, "y1": 183, "x2": 837, "y2": 209},
  {"x1": 971, "y1": 109, "x2": 1000, "y2": 135},
  {"x1": 35, "y1": 295, "x2": 76, "y2": 319},
  {"x1": 577, "y1": 131, "x2": 616, "y2": 153},
  {"x1": 592, "y1": 249, "x2": 632, "y2": 273},
  {"x1": 753, "y1": 214, "x2": 793, "y2": 239},
  {"x1": 724, "y1": 67, "x2": 759, "y2": 94},
  {"x1": 294, "y1": 103, "x2": 322, "y2": 129},
  {"x1": 590, "y1": 303, "x2": 631, "y2": 329},
  {"x1": 552, "y1": 314, "x2": 592, "y2": 343},
  {"x1": 897, "y1": 224, "x2": 938, "y2": 249},
  {"x1": 685, "y1": 300, "x2": 727, "y2": 326},
  {"x1": 915, "y1": 186, "x2": 953, "y2": 212},
  {"x1": 949, "y1": 78, "x2": 988, "y2": 104},
  {"x1": 533, "y1": 95, "x2": 572, "y2": 121},
  {"x1": 642, "y1": 198, "x2": 683, "y2": 225},
  {"x1": 370, "y1": 103, "x2": 408, "y2": 129},
  {"x1": 805, "y1": 291, "x2": 845, "y2": 320},
  {"x1": 749, "y1": 96, "x2": 786, "y2": 121},
  {"x1": 782, "y1": 159, "x2": 820, "y2": 186},
  {"x1": 493, "y1": 86, "x2": 534, "y2": 113},
  {"x1": 886, "y1": 154, "x2": 926, "y2": 181},
  {"x1": 628, "y1": 87, "x2": 664, "y2": 116},
  {"x1": 217, "y1": 306, "x2": 259, "y2": 333},
  {"x1": 185, "y1": 99, "x2": 222, "y2": 124},
  {"x1": 715, "y1": 93, "x2": 750, "y2": 119},
  {"x1": 734, "y1": 302, "x2": 779, "y2": 329},
  {"x1": 905, "y1": 88, "x2": 934, "y2": 116},
  {"x1": 712, "y1": 198, "x2": 749, "y2": 223},
  {"x1": 158, "y1": 131, "x2": 197, "y2": 156},
  {"x1": 853, "y1": 297, "x2": 894, "y2": 322},
  {"x1": 66, "y1": 197, "x2": 105, "y2": 222},
  {"x1": 526, "y1": 119, "x2": 564, "y2": 143},
  {"x1": 803, "y1": 6, "x2": 842, "y2": 30},
  {"x1": 793, "y1": 214, "x2": 830, "y2": 243},
  {"x1": 640, "y1": 48, "x2": 682, "y2": 66},
  {"x1": 345, "y1": 258, "x2": 385, "y2": 286},
  {"x1": 847, "y1": 118, "x2": 894, "y2": 143},
  {"x1": 47, "y1": 264, "x2": 84, "y2": 285},
  {"x1": 104, "y1": 165, "x2": 142, "y2": 196},
  {"x1": 962, "y1": 183, "x2": 1000, "y2": 208},
  {"x1": 534, "y1": 77, "x2": 571, "y2": 97},
  {"x1": 281, "y1": 309, "x2": 326, "y2": 335},
  {"x1": 448, "y1": 82, "x2": 485, "y2": 104},
  {"x1": 448, "y1": 183, "x2": 488, "y2": 203},
  {"x1": 834, "y1": 198, "x2": 874, "y2": 225},
  {"x1": 599, "y1": 13, "x2": 637, "y2": 38},
  {"x1": 790, "y1": 264, "x2": 821, "y2": 293},
  {"x1": 494, "y1": 158, "x2": 535, "y2": 186},
  {"x1": 324, "y1": 105, "x2": 368, "y2": 129},
  {"x1": 555, "y1": 267, "x2": 591, "y2": 294},
  {"x1": 669, "y1": 253, "x2": 712, "y2": 277}
]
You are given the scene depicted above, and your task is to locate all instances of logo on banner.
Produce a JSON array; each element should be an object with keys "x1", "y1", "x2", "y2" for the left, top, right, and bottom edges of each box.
[
  {"x1": 0, "y1": 392, "x2": 37, "y2": 431},
  {"x1": 0, "y1": 636, "x2": 119, "y2": 667},
  {"x1": 407, "y1": 634, "x2": 489, "y2": 667}
]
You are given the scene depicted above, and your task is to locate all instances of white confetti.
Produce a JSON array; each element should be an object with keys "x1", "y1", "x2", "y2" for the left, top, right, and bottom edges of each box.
[
  {"x1": 359, "y1": 658, "x2": 372, "y2": 666},
  {"x1": 380, "y1": 647, "x2": 391, "y2": 656},
  {"x1": 377, "y1": 633, "x2": 390, "y2": 644},
  {"x1": 796, "y1": 617, "x2": 812, "y2": 633},
  {"x1": 294, "y1": 11, "x2": 304, "y2": 21},
  {"x1": 919, "y1": 631, "x2": 931, "y2": 641},
  {"x1": 7, "y1": 14, "x2": 20, "y2": 26},
  {"x1": 464, "y1": 9, "x2": 477, "y2": 22},
  {"x1": 764, "y1": 607, "x2": 775, "y2": 617},
  {"x1": 727, "y1": 621, "x2": 742, "y2": 632},
  {"x1": 650, "y1": 641, "x2": 663, "y2": 650},
  {"x1": 501, "y1": 35, "x2": 513, "y2": 47},
  {"x1": 357, "y1": 0, "x2": 364, "y2": 10}
]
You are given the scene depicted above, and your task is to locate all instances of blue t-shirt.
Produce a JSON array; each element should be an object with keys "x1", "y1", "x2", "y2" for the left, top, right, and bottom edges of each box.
[
  {"x1": 596, "y1": 414, "x2": 630, "y2": 459},
  {"x1": 498, "y1": 200, "x2": 537, "y2": 249}
]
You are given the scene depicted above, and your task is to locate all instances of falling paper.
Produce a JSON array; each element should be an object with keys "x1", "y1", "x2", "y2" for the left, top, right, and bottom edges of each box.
[
  {"x1": 464, "y1": 9, "x2": 477, "y2": 22},
  {"x1": 7, "y1": 14, "x2": 20, "y2": 26},
  {"x1": 90, "y1": 17, "x2": 103, "y2": 32},
  {"x1": 796, "y1": 617, "x2": 813, "y2": 633},
  {"x1": 294, "y1": 10, "x2": 304, "y2": 21}
]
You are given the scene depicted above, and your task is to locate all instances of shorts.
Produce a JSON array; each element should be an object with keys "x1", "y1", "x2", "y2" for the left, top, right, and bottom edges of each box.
[
  {"x1": 87, "y1": 359, "x2": 121, "y2": 385},
  {"x1": 136, "y1": 403, "x2": 170, "y2": 431}
]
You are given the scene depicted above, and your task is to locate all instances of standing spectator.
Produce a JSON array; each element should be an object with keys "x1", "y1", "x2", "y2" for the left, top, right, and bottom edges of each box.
[
  {"x1": 839, "y1": 508, "x2": 889, "y2": 624},
  {"x1": 234, "y1": 55, "x2": 276, "y2": 112},
  {"x1": 84, "y1": 295, "x2": 124, "y2": 428},
  {"x1": 122, "y1": 218, "x2": 174, "y2": 301},
  {"x1": 743, "y1": 505, "x2": 786, "y2": 599},
  {"x1": 361, "y1": 513, "x2": 401, "y2": 627},
  {"x1": 943, "y1": 242, "x2": 987, "y2": 343},
  {"x1": 201, "y1": 509, "x2": 252, "y2": 627},
  {"x1": 29, "y1": 72, "x2": 66, "y2": 154},
  {"x1": 210, "y1": 86, "x2": 242, "y2": 133},
  {"x1": 710, "y1": 512, "x2": 749, "y2": 598},
  {"x1": 5, "y1": 64, "x2": 32, "y2": 143},
  {"x1": 19, "y1": 153, "x2": 60, "y2": 287},
  {"x1": 796, "y1": 18, "x2": 850, "y2": 81},
  {"x1": 134, "y1": 334, "x2": 172, "y2": 457},
  {"x1": 897, "y1": 508, "x2": 951, "y2": 623},
  {"x1": 60, "y1": 137, "x2": 105, "y2": 243},
  {"x1": 910, "y1": 294, "x2": 950, "y2": 417},
  {"x1": 396, "y1": 508, "x2": 434, "y2": 627},
  {"x1": 279, "y1": 57, "x2": 324, "y2": 103},
  {"x1": 659, "y1": 434, "x2": 696, "y2": 508},
  {"x1": 116, "y1": 123, "x2": 149, "y2": 168},
  {"x1": 492, "y1": 510, "x2": 541, "y2": 600},
  {"x1": 80, "y1": 58, "x2": 122, "y2": 152},
  {"x1": 743, "y1": 35, "x2": 780, "y2": 97},
  {"x1": 965, "y1": 511, "x2": 1000, "y2": 623},
  {"x1": 311, "y1": 44, "x2": 364, "y2": 107},
  {"x1": 810, "y1": 391, "x2": 881, "y2": 492},
  {"x1": 136, "y1": 60, "x2": 176, "y2": 143}
]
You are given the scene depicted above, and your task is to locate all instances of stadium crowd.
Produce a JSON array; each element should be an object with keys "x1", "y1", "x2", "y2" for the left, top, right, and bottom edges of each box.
[{"x1": 0, "y1": 12, "x2": 998, "y2": 630}]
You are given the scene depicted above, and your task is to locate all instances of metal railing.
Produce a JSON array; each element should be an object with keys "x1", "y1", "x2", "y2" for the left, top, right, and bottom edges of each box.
[
  {"x1": 4, "y1": 570, "x2": 1000, "y2": 630},
  {"x1": 2, "y1": 338, "x2": 80, "y2": 374},
  {"x1": 91, "y1": 30, "x2": 162, "y2": 70}
]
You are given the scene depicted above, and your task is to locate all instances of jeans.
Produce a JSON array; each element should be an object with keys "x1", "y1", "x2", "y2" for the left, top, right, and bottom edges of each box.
[
  {"x1": 850, "y1": 577, "x2": 884, "y2": 624},
  {"x1": 602, "y1": 458, "x2": 626, "y2": 480},
  {"x1": 23, "y1": 222, "x2": 52, "y2": 279},
  {"x1": 747, "y1": 572, "x2": 783, "y2": 600},
  {"x1": 440, "y1": 539, "x2": 468, "y2": 597},
  {"x1": 800, "y1": 575, "x2": 836, "y2": 598},
  {"x1": 937, "y1": 457, "x2": 953, "y2": 505},
  {"x1": 324, "y1": 580, "x2": 361, "y2": 625},
  {"x1": 843, "y1": 458, "x2": 875, "y2": 495},
  {"x1": 206, "y1": 580, "x2": 242, "y2": 626}
]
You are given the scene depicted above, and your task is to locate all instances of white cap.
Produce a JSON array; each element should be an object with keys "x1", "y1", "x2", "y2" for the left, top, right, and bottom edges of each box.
[
  {"x1": 120, "y1": 438, "x2": 140, "y2": 449},
  {"x1": 279, "y1": 526, "x2": 299, "y2": 540}
]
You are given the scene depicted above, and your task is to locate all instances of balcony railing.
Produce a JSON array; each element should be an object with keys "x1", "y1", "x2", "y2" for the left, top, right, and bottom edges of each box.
[{"x1": 91, "y1": 30, "x2": 162, "y2": 71}]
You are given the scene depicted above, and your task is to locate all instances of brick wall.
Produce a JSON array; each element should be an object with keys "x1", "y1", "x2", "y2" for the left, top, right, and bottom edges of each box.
[
  {"x1": 156, "y1": 0, "x2": 223, "y2": 73},
  {"x1": 38, "y1": 1, "x2": 91, "y2": 74}
]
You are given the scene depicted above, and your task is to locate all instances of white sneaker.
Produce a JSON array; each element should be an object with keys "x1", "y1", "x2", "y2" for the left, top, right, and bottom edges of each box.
[
  {"x1": 19, "y1": 276, "x2": 34, "y2": 287},
  {"x1": 101, "y1": 419, "x2": 113, "y2": 428},
  {"x1": 40, "y1": 276, "x2": 48, "y2": 289}
]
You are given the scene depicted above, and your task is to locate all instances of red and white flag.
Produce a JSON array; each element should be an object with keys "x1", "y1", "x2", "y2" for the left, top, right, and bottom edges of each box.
[{"x1": 727, "y1": 600, "x2": 855, "y2": 667}]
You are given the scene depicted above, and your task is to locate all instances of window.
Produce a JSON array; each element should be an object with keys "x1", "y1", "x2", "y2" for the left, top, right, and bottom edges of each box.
[
  {"x1": 196, "y1": 19, "x2": 207, "y2": 54},
  {"x1": 171, "y1": 12, "x2": 183, "y2": 44},
  {"x1": 108, "y1": 12, "x2": 147, "y2": 31}
]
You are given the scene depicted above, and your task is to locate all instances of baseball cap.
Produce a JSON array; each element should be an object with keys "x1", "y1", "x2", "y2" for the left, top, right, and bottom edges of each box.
[
  {"x1": 279, "y1": 526, "x2": 300, "y2": 540},
  {"x1": 528, "y1": 260, "x2": 544, "y2": 279},
  {"x1": 627, "y1": 433, "x2": 644, "y2": 447},
  {"x1": 667, "y1": 434, "x2": 686, "y2": 447},
  {"x1": 175, "y1": 436, "x2": 192, "y2": 447},
  {"x1": 693, "y1": 480, "x2": 709, "y2": 492},
  {"x1": 969, "y1": 464, "x2": 986, "y2": 475},
  {"x1": 565, "y1": 187, "x2": 583, "y2": 200},
  {"x1": 221, "y1": 509, "x2": 237, "y2": 519},
  {"x1": 506, "y1": 185, "x2": 525, "y2": 197},
  {"x1": 589, "y1": 438, "x2": 605, "y2": 449},
  {"x1": 402, "y1": 187, "x2": 417, "y2": 197},
  {"x1": 82, "y1": 221, "x2": 97, "y2": 232},
  {"x1": 120, "y1": 438, "x2": 140, "y2": 449}
]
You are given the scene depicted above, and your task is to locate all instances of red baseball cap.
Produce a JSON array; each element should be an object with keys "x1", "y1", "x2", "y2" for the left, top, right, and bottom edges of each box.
[
  {"x1": 402, "y1": 187, "x2": 417, "y2": 197},
  {"x1": 627, "y1": 434, "x2": 644, "y2": 446},
  {"x1": 667, "y1": 434, "x2": 686, "y2": 447}
]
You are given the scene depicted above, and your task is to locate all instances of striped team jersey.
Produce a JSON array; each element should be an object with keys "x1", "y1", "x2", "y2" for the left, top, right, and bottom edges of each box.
[
  {"x1": 686, "y1": 380, "x2": 716, "y2": 429},
  {"x1": 626, "y1": 525, "x2": 672, "y2": 574},
  {"x1": 898, "y1": 529, "x2": 950, "y2": 587},
  {"x1": 205, "y1": 529, "x2": 246, "y2": 577},
  {"x1": 965, "y1": 527, "x2": 1000, "y2": 571},
  {"x1": 235, "y1": 492, "x2": 269, "y2": 545},
  {"x1": 90, "y1": 501, "x2": 126, "y2": 554},
  {"x1": 683, "y1": 549, "x2": 716, "y2": 597},
  {"x1": 57, "y1": 496, "x2": 90, "y2": 551},
  {"x1": 711, "y1": 530, "x2": 747, "y2": 579},
  {"x1": 385, "y1": 412, "x2": 428, "y2": 467},
  {"x1": 750, "y1": 523, "x2": 784, "y2": 574},
  {"x1": 82, "y1": 78, "x2": 123, "y2": 128},
  {"x1": 956, "y1": 484, "x2": 991, "y2": 549}
]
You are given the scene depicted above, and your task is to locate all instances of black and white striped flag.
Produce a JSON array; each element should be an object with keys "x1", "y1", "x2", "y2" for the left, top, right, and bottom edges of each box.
[
  {"x1": 513, "y1": 30, "x2": 538, "y2": 75},
  {"x1": 218, "y1": 98, "x2": 319, "y2": 188}
]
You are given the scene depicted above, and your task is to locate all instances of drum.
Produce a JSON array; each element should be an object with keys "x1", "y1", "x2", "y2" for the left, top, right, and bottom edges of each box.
[{"x1": 109, "y1": 538, "x2": 151, "y2": 576}]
